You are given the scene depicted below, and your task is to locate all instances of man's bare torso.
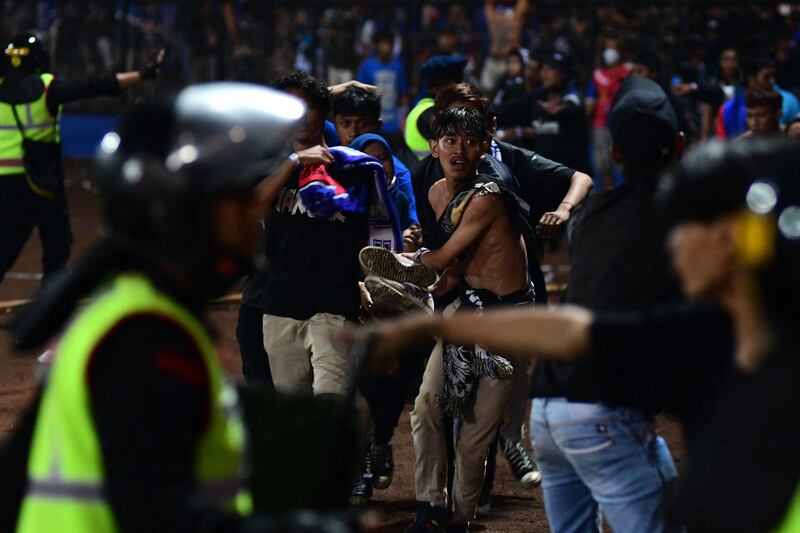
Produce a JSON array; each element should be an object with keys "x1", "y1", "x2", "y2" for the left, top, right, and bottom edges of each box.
[{"x1": 429, "y1": 178, "x2": 528, "y2": 296}]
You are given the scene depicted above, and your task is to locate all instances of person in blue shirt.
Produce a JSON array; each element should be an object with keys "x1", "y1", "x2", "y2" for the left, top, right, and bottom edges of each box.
[
  {"x1": 717, "y1": 53, "x2": 800, "y2": 138},
  {"x1": 356, "y1": 31, "x2": 409, "y2": 134},
  {"x1": 331, "y1": 86, "x2": 419, "y2": 225}
]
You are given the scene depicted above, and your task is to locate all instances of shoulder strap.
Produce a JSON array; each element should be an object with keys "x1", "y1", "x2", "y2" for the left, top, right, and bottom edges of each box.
[{"x1": 9, "y1": 104, "x2": 26, "y2": 140}]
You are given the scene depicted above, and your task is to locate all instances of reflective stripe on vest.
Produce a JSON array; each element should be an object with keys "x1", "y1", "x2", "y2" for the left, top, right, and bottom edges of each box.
[
  {"x1": 0, "y1": 72, "x2": 60, "y2": 176},
  {"x1": 404, "y1": 97, "x2": 435, "y2": 160},
  {"x1": 16, "y1": 273, "x2": 250, "y2": 533}
]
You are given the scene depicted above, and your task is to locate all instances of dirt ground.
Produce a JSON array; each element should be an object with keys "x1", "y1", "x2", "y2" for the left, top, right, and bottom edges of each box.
[{"x1": 0, "y1": 160, "x2": 684, "y2": 532}]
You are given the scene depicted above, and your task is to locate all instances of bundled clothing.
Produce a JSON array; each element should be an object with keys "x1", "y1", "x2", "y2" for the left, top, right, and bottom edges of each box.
[{"x1": 295, "y1": 145, "x2": 403, "y2": 251}]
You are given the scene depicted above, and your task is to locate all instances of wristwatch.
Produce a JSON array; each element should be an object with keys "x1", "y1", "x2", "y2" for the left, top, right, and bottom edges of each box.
[{"x1": 412, "y1": 247, "x2": 430, "y2": 264}]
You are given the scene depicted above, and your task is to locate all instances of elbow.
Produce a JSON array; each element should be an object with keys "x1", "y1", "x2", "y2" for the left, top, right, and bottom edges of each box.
[{"x1": 575, "y1": 171, "x2": 593, "y2": 189}]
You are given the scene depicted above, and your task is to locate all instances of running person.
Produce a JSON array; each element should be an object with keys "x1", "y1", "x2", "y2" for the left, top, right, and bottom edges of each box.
[{"x1": 405, "y1": 106, "x2": 533, "y2": 532}]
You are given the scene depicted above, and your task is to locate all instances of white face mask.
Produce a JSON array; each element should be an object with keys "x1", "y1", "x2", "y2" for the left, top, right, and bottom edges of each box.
[{"x1": 603, "y1": 48, "x2": 620, "y2": 67}]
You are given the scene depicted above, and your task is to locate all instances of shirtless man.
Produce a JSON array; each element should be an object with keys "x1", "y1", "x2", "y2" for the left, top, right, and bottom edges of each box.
[
  {"x1": 404, "y1": 106, "x2": 534, "y2": 533},
  {"x1": 480, "y1": 0, "x2": 529, "y2": 94}
]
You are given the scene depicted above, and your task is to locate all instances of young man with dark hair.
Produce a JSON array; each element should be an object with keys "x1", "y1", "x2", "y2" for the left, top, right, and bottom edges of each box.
[
  {"x1": 404, "y1": 106, "x2": 534, "y2": 532},
  {"x1": 256, "y1": 70, "x2": 368, "y2": 397},
  {"x1": 744, "y1": 89, "x2": 783, "y2": 136},
  {"x1": 332, "y1": 87, "x2": 419, "y2": 226},
  {"x1": 410, "y1": 83, "x2": 592, "y2": 508},
  {"x1": 717, "y1": 52, "x2": 800, "y2": 137}
]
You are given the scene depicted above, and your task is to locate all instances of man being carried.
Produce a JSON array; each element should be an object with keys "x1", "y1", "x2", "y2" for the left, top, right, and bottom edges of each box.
[{"x1": 404, "y1": 106, "x2": 533, "y2": 532}]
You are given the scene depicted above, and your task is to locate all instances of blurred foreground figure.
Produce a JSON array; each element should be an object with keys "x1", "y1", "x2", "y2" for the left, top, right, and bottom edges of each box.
[
  {"x1": 364, "y1": 138, "x2": 800, "y2": 532},
  {"x1": 0, "y1": 31, "x2": 164, "y2": 285},
  {"x1": 3, "y1": 84, "x2": 351, "y2": 532}
]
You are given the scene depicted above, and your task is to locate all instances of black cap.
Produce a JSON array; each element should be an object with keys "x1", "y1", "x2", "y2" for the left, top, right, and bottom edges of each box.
[
  {"x1": 541, "y1": 51, "x2": 572, "y2": 74},
  {"x1": 420, "y1": 54, "x2": 468, "y2": 81},
  {"x1": 609, "y1": 76, "x2": 678, "y2": 162}
]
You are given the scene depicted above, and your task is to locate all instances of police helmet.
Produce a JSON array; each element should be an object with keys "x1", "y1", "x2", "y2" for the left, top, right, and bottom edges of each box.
[
  {"x1": 5, "y1": 31, "x2": 49, "y2": 73},
  {"x1": 95, "y1": 82, "x2": 304, "y2": 274}
]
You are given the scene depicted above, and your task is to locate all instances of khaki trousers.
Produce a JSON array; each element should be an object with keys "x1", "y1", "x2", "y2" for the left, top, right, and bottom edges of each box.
[
  {"x1": 262, "y1": 313, "x2": 353, "y2": 396},
  {"x1": 411, "y1": 338, "x2": 514, "y2": 523}
]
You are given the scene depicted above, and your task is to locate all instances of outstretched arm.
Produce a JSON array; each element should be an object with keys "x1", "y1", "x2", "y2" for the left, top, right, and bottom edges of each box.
[
  {"x1": 537, "y1": 170, "x2": 593, "y2": 239},
  {"x1": 369, "y1": 304, "x2": 594, "y2": 363}
]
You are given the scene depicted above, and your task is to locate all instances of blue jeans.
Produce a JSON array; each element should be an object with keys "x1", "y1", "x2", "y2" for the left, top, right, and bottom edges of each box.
[{"x1": 530, "y1": 398, "x2": 679, "y2": 533}]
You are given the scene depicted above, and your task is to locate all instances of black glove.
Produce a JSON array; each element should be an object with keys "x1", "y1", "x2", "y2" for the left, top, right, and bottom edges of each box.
[{"x1": 139, "y1": 48, "x2": 167, "y2": 80}]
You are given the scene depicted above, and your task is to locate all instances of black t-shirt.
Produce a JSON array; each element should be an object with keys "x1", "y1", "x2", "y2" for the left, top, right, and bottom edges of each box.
[
  {"x1": 261, "y1": 167, "x2": 370, "y2": 320},
  {"x1": 578, "y1": 303, "x2": 800, "y2": 533},
  {"x1": 530, "y1": 176, "x2": 682, "y2": 397},
  {"x1": 497, "y1": 86, "x2": 590, "y2": 173}
]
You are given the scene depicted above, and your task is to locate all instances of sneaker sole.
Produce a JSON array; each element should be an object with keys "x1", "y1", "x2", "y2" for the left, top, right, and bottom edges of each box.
[
  {"x1": 359, "y1": 246, "x2": 438, "y2": 288},
  {"x1": 365, "y1": 277, "x2": 432, "y2": 314}
]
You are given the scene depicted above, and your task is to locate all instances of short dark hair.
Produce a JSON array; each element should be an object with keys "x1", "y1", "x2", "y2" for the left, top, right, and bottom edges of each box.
[
  {"x1": 274, "y1": 70, "x2": 331, "y2": 117},
  {"x1": 633, "y1": 50, "x2": 661, "y2": 77},
  {"x1": 745, "y1": 89, "x2": 782, "y2": 112},
  {"x1": 332, "y1": 87, "x2": 381, "y2": 118},
  {"x1": 374, "y1": 30, "x2": 394, "y2": 45},
  {"x1": 742, "y1": 53, "x2": 774, "y2": 79},
  {"x1": 434, "y1": 83, "x2": 490, "y2": 115},
  {"x1": 431, "y1": 106, "x2": 491, "y2": 141}
]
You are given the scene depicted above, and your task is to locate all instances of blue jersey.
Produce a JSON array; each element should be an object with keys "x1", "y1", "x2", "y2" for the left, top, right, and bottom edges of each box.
[{"x1": 356, "y1": 57, "x2": 408, "y2": 133}]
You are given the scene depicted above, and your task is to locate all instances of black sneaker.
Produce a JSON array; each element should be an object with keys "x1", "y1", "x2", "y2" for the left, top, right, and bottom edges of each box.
[
  {"x1": 359, "y1": 246, "x2": 438, "y2": 288},
  {"x1": 475, "y1": 491, "x2": 491, "y2": 519},
  {"x1": 404, "y1": 503, "x2": 453, "y2": 532},
  {"x1": 370, "y1": 440, "x2": 394, "y2": 490},
  {"x1": 500, "y1": 435, "x2": 542, "y2": 488},
  {"x1": 349, "y1": 453, "x2": 373, "y2": 506}
]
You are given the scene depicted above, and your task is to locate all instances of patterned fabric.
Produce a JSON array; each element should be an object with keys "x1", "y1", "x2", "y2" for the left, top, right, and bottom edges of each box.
[
  {"x1": 437, "y1": 282, "x2": 535, "y2": 417},
  {"x1": 297, "y1": 146, "x2": 402, "y2": 252}
]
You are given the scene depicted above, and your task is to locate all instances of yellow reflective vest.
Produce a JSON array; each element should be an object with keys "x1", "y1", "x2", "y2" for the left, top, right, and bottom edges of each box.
[
  {"x1": 0, "y1": 73, "x2": 60, "y2": 177},
  {"x1": 15, "y1": 273, "x2": 251, "y2": 532},
  {"x1": 404, "y1": 97, "x2": 434, "y2": 160}
]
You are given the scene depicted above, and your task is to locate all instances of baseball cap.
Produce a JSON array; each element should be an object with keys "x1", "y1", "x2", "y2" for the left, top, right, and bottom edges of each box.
[
  {"x1": 420, "y1": 54, "x2": 468, "y2": 81},
  {"x1": 609, "y1": 76, "x2": 678, "y2": 162},
  {"x1": 540, "y1": 51, "x2": 572, "y2": 74}
]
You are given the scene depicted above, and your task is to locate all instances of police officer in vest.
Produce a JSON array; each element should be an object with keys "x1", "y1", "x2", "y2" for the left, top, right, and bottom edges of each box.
[
  {"x1": 404, "y1": 55, "x2": 467, "y2": 160},
  {"x1": 0, "y1": 31, "x2": 164, "y2": 286},
  {"x1": 8, "y1": 84, "x2": 349, "y2": 532}
]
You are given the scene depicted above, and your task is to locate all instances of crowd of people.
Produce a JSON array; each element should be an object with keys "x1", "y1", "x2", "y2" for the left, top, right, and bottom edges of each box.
[{"x1": 1, "y1": 2, "x2": 800, "y2": 533}]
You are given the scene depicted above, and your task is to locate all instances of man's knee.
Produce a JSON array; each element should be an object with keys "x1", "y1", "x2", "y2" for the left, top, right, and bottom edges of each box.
[{"x1": 411, "y1": 390, "x2": 442, "y2": 432}]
